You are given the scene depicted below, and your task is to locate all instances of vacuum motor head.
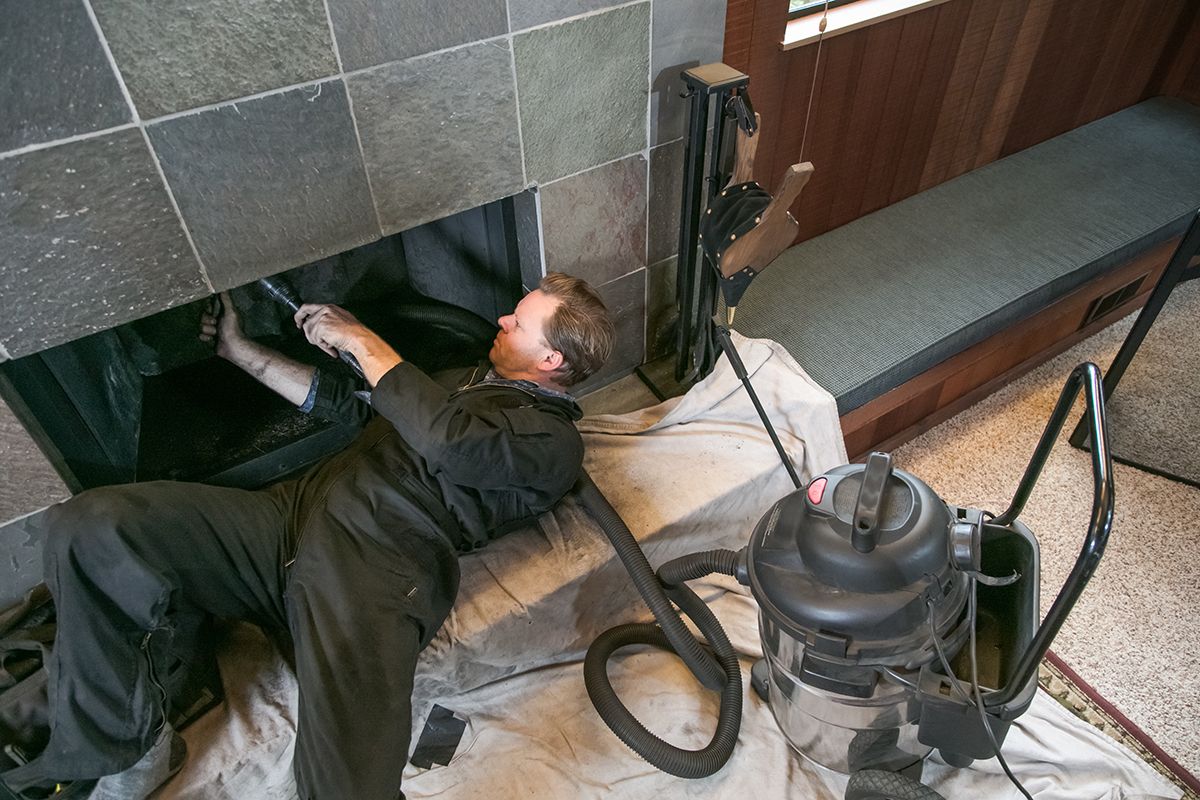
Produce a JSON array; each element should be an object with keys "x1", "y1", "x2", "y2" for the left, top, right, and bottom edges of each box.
[{"x1": 747, "y1": 452, "x2": 976, "y2": 670}]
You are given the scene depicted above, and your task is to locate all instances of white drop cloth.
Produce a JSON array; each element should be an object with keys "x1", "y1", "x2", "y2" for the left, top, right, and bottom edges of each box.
[{"x1": 156, "y1": 335, "x2": 1179, "y2": 800}]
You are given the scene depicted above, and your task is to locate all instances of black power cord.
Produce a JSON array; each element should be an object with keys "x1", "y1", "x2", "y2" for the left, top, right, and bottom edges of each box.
[
  {"x1": 967, "y1": 578, "x2": 1034, "y2": 800},
  {"x1": 928, "y1": 581, "x2": 1033, "y2": 800}
]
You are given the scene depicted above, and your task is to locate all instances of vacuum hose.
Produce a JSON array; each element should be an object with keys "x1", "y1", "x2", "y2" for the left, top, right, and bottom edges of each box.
[{"x1": 576, "y1": 471, "x2": 744, "y2": 778}]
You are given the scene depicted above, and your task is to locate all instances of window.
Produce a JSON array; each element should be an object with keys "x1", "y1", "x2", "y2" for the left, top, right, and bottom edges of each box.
[{"x1": 788, "y1": 0, "x2": 860, "y2": 19}]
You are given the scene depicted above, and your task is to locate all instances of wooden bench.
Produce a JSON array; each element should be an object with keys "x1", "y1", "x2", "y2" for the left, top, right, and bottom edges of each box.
[{"x1": 732, "y1": 97, "x2": 1200, "y2": 458}]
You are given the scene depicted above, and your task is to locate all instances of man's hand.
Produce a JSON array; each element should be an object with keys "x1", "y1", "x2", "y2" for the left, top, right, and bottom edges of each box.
[
  {"x1": 295, "y1": 303, "x2": 403, "y2": 386},
  {"x1": 293, "y1": 303, "x2": 367, "y2": 358},
  {"x1": 199, "y1": 291, "x2": 251, "y2": 361}
]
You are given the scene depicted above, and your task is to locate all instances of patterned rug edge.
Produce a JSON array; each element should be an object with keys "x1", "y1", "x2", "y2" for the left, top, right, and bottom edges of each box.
[{"x1": 1039, "y1": 650, "x2": 1199, "y2": 799}]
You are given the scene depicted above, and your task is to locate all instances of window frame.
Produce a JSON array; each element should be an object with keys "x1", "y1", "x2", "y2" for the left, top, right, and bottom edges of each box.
[{"x1": 788, "y1": 0, "x2": 861, "y2": 20}]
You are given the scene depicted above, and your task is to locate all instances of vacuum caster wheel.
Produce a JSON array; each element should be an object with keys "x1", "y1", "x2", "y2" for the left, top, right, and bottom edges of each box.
[
  {"x1": 844, "y1": 769, "x2": 946, "y2": 800},
  {"x1": 750, "y1": 658, "x2": 769, "y2": 701},
  {"x1": 938, "y1": 748, "x2": 975, "y2": 768}
]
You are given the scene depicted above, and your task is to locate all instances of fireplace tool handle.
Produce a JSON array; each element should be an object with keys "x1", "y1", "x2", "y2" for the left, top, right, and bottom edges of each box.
[{"x1": 256, "y1": 277, "x2": 366, "y2": 380}]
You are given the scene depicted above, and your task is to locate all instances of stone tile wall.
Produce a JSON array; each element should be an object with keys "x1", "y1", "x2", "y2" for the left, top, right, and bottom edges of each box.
[
  {"x1": 3, "y1": 0, "x2": 727, "y2": 365},
  {"x1": 0, "y1": 0, "x2": 727, "y2": 527}
]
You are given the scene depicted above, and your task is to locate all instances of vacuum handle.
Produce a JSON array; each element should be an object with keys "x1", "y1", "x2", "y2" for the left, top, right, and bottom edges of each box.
[{"x1": 986, "y1": 362, "x2": 1114, "y2": 708}]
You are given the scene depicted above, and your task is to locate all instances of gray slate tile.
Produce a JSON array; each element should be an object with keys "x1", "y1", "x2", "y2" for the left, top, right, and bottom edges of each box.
[
  {"x1": 648, "y1": 139, "x2": 684, "y2": 264},
  {"x1": 509, "y1": 0, "x2": 623, "y2": 32},
  {"x1": 651, "y1": 0, "x2": 726, "y2": 145},
  {"x1": 514, "y1": 3, "x2": 649, "y2": 184},
  {"x1": 91, "y1": 0, "x2": 338, "y2": 119},
  {"x1": 0, "y1": 0, "x2": 131, "y2": 152},
  {"x1": 0, "y1": 509, "x2": 50, "y2": 608},
  {"x1": 575, "y1": 268, "x2": 646, "y2": 393},
  {"x1": 0, "y1": 397, "x2": 69, "y2": 528},
  {"x1": 514, "y1": 189, "x2": 545, "y2": 292},
  {"x1": 0, "y1": 129, "x2": 208, "y2": 358},
  {"x1": 541, "y1": 155, "x2": 647, "y2": 286},
  {"x1": 146, "y1": 80, "x2": 379, "y2": 290},
  {"x1": 645, "y1": 256, "x2": 677, "y2": 360},
  {"x1": 348, "y1": 42, "x2": 524, "y2": 235},
  {"x1": 328, "y1": 0, "x2": 508, "y2": 71}
]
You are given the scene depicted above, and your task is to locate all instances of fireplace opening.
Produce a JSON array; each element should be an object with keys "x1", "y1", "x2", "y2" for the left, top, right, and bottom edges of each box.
[{"x1": 0, "y1": 192, "x2": 539, "y2": 493}]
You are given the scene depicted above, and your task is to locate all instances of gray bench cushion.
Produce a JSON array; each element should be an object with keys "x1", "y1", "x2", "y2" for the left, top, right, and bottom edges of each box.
[{"x1": 733, "y1": 97, "x2": 1200, "y2": 413}]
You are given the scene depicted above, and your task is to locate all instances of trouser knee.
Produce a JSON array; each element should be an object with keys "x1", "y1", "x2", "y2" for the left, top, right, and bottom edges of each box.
[
  {"x1": 45, "y1": 487, "x2": 145, "y2": 564},
  {"x1": 41, "y1": 487, "x2": 173, "y2": 628}
]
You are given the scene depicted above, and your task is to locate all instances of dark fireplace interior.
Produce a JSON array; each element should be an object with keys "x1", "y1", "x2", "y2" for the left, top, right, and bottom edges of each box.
[{"x1": 0, "y1": 193, "x2": 537, "y2": 493}]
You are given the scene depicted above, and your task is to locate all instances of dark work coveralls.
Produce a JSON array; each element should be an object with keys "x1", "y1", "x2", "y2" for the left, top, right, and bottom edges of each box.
[{"x1": 4, "y1": 359, "x2": 584, "y2": 799}]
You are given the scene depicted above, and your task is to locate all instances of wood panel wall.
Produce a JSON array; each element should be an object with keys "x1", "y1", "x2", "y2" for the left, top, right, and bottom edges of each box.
[
  {"x1": 721, "y1": 0, "x2": 1199, "y2": 456},
  {"x1": 724, "y1": 0, "x2": 1200, "y2": 243}
]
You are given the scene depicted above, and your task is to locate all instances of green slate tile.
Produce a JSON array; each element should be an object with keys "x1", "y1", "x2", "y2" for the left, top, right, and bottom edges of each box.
[
  {"x1": 514, "y1": 3, "x2": 650, "y2": 184},
  {"x1": 575, "y1": 268, "x2": 647, "y2": 393},
  {"x1": 645, "y1": 256, "x2": 678, "y2": 360},
  {"x1": 651, "y1": 0, "x2": 726, "y2": 144},
  {"x1": 0, "y1": 509, "x2": 51, "y2": 608},
  {"x1": 541, "y1": 155, "x2": 647, "y2": 286},
  {"x1": 0, "y1": 129, "x2": 207, "y2": 358},
  {"x1": 327, "y1": 0, "x2": 508, "y2": 71},
  {"x1": 347, "y1": 42, "x2": 524, "y2": 235},
  {"x1": 1, "y1": 0, "x2": 131, "y2": 151},
  {"x1": 509, "y1": 0, "x2": 623, "y2": 31},
  {"x1": 648, "y1": 139, "x2": 685, "y2": 264},
  {"x1": 91, "y1": 0, "x2": 338, "y2": 119},
  {"x1": 146, "y1": 80, "x2": 379, "y2": 290}
]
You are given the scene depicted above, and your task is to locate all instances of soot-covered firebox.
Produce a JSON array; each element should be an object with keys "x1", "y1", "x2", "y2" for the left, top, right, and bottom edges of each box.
[{"x1": 0, "y1": 193, "x2": 537, "y2": 492}]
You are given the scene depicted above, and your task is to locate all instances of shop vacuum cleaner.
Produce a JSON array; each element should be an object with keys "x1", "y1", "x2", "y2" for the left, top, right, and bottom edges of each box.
[
  {"x1": 579, "y1": 62, "x2": 1114, "y2": 799},
  {"x1": 580, "y1": 344, "x2": 1113, "y2": 799}
]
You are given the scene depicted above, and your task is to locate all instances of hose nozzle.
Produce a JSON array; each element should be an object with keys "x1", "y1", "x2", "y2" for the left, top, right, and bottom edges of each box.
[
  {"x1": 257, "y1": 276, "x2": 302, "y2": 314},
  {"x1": 256, "y1": 275, "x2": 365, "y2": 379}
]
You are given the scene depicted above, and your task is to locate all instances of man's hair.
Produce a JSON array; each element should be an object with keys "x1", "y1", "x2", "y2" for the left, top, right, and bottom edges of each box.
[{"x1": 538, "y1": 272, "x2": 615, "y2": 387}]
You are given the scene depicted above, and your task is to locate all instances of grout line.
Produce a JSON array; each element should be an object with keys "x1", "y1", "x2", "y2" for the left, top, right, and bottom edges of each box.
[
  {"x1": 322, "y1": 0, "x2": 385, "y2": 237},
  {"x1": 80, "y1": 0, "x2": 140, "y2": 124},
  {"x1": 0, "y1": 123, "x2": 139, "y2": 161},
  {"x1": 541, "y1": 149, "x2": 644, "y2": 188},
  {"x1": 509, "y1": 0, "x2": 649, "y2": 36},
  {"x1": 506, "y1": 0, "x2": 530, "y2": 188},
  {"x1": 638, "y1": 253, "x2": 648, "y2": 359},
  {"x1": 644, "y1": 0, "x2": 653, "y2": 266},
  {"x1": 342, "y1": 81, "x2": 385, "y2": 238},
  {"x1": 6, "y1": 2, "x2": 657, "y2": 163},
  {"x1": 532, "y1": 185, "x2": 548, "y2": 279},
  {"x1": 138, "y1": 126, "x2": 216, "y2": 293},
  {"x1": 600, "y1": 263, "x2": 647, "y2": 287},
  {"x1": 141, "y1": 75, "x2": 333, "y2": 126},
  {"x1": 83, "y1": 0, "x2": 216, "y2": 291},
  {"x1": 343, "y1": 31, "x2": 513, "y2": 79}
]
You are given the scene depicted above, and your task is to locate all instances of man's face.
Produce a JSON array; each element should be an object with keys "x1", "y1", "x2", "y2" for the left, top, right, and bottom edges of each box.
[{"x1": 489, "y1": 289, "x2": 563, "y2": 378}]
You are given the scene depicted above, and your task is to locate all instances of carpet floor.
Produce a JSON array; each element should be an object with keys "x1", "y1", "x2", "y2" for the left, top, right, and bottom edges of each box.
[
  {"x1": 1102, "y1": 277, "x2": 1200, "y2": 486},
  {"x1": 892, "y1": 305, "x2": 1200, "y2": 782}
]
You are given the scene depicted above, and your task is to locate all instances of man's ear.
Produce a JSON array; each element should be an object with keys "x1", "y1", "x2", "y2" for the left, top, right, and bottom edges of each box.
[{"x1": 538, "y1": 349, "x2": 564, "y2": 373}]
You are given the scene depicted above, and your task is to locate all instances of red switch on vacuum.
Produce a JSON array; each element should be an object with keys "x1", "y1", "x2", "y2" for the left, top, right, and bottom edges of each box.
[{"x1": 807, "y1": 477, "x2": 827, "y2": 505}]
